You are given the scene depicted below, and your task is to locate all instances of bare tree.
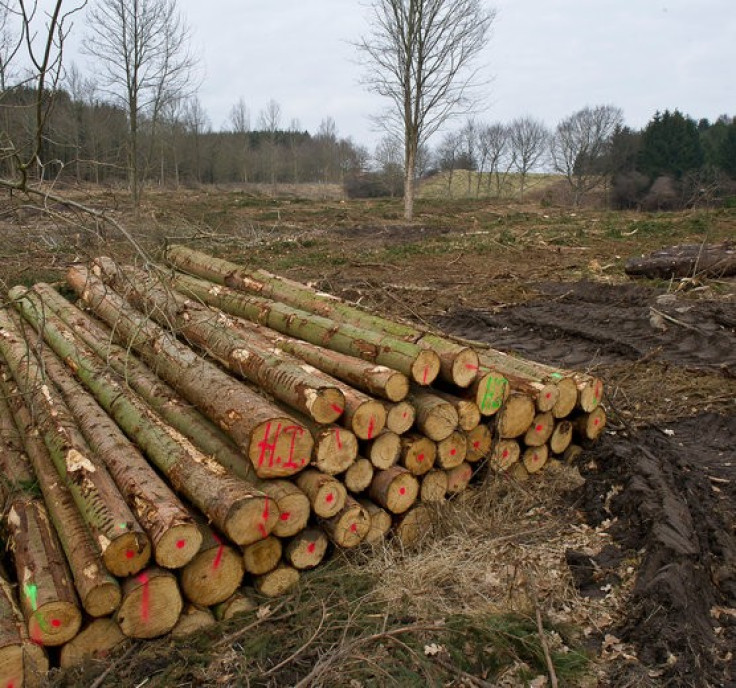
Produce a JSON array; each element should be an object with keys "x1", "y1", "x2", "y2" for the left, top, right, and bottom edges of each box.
[
  {"x1": 357, "y1": 0, "x2": 495, "y2": 220},
  {"x1": 508, "y1": 116, "x2": 548, "y2": 200},
  {"x1": 229, "y1": 96, "x2": 250, "y2": 183},
  {"x1": 83, "y1": 0, "x2": 197, "y2": 209},
  {"x1": 550, "y1": 104, "x2": 624, "y2": 206},
  {"x1": 258, "y1": 98, "x2": 282, "y2": 188},
  {"x1": 477, "y1": 122, "x2": 513, "y2": 196}
]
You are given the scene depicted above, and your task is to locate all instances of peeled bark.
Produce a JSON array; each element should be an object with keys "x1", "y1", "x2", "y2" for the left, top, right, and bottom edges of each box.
[
  {"x1": 242, "y1": 536, "x2": 282, "y2": 576},
  {"x1": 465, "y1": 424, "x2": 492, "y2": 463},
  {"x1": 410, "y1": 390, "x2": 458, "y2": 441},
  {"x1": 399, "y1": 433, "x2": 437, "y2": 476},
  {"x1": 13, "y1": 286, "x2": 278, "y2": 547},
  {"x1": 179, "y1": 524, "x2": 244, "y2": 607},
  {"x1": 169, "y1": 271, "x2": 441, "y2": 385},
  {"x1": 0, "y1": 309, "x2": 149, "y2": 579},
  {"x1": 254, "y1": 564, "x2": 300, "y2": 597},
  {"x1": 29, "y1": 331, "x2": 200, "y2": 570},
  {"x1": 66, "y1": 266, "x2": 314, "y2": 479},
  {"x1": 420, "y1": 470, "x2": 448, "y2": 503},
  {"x1": 436, "y1": 431, "x2": 467, "y2": 470},
  {"x1": 361, "y1": 431, "x2": 401, "y2": 470},
  {"x1": 116, "y1": 567, "x2": 182, "y2": 639},
  {"x1": 357, "y1": 499, "x2": 392, "y2": 545},
  {"x1": 295, "y1": 470, "x2": 347, "y2": 518},
  {"x1": 321, "y1": 496, "x2": 371, "y2": 548},
  {"x1": 0, "y1": 373, "x2": 121, "y2": 618},
  {"x1": 166, "y1": 246, "x2": 474, "y2": 385},
  {"x1": 283, "y1": 528, "x2": 329, "y2": 570},
  {"x1": 59, "y1": 617, "x2": 125, "y2": 668},
  {"x1": 369, "y1": 466, "x2": 419, "y2": 515},
  {"x1": 384, "y1": 400, "x2": 416, "y2": 435},
  {"x1": 343, "y1": 458, "x2": 374, "y2": 494}
]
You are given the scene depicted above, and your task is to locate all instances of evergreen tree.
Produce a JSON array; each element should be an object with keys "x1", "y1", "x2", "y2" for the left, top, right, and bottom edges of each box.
[
  {"x1": 718, "y1": 119, "x2": 736, "y2": 178},
  {"x1": 638, "y1": 109, "x2": 704, "y2": 179}
]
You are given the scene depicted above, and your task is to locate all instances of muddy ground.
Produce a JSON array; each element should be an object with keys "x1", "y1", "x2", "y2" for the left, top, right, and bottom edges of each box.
[{"x1": 1, "y1": 191, "x2": 734, "y2": 686}]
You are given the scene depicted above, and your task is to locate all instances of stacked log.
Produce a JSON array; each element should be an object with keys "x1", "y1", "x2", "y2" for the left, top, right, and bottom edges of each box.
[{"x1": 0, "y1": 248, "x2": 607, "y2": 679}]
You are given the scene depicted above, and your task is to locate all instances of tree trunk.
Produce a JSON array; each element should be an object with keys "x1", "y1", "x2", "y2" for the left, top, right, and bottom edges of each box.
[
  {"x1": 95, "y1": 259, "x2": 346, "y2": 426},
  {"x1": 13, "y1": 285, "x2": 279, "y2": 547},
  {"x1": 242, "y1": 536, "x2": 282, "y2": 576},
  {"x1": 321, "y1": 496, "x2": 371, "y2": 548},
  {"x1": 169, "y1": 271, "x2": 440, "y2": 386},
  {"x1": 625, "y1": 241, "x2": 736, "y2": 279},
  {"x1": 66, "y1": 266, "x2": 314, "y2": 480},
  {"x1": 59, "y1": 618, "x2": 125, "y2": 669},
  {"x1": 295, "y1": 470, "x2": 347, "y2": 519},
  {"x1": 0, "y1": 373, "x2": 121, "y2": 618},
  {"x1": 116, "y1": 567, "x2": 182, "y2": 639},
  {"x1": 284, "y1": 528, "x2": 329, "y2": 570},
  {"x1": 410, "y1": 390, "x2": 459, "y2": 441},
  {"x1": 0, "y1": 309, "x2": 150, "y2": 579},
  {"x1": 369, "y1": 466, "x2": 419, "y2": 515},
  {"x1": 399, "y1": 433, "x2": 437, "y2": 476},
  {"x1": 179, "y1": 524, "x2": 244, "y2": 607},
  {"x1": 166, "y1": 247, "x2": 477, "y2": 386},
  {"x1": 404, "y1": 144, "x2": 415, "y2": 221},
  {"x1": 33, "y1": 284, "x2": 308, "y2": 524},
  {"x1": 30, "y1": 330, "x2": 201, "y2": 570}
]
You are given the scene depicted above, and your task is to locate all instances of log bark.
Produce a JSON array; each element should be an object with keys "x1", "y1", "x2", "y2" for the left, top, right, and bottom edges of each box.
[
  {"x1": 436, "y1": 431, "x2": 467, "y2": 469},
  {"x1": 343, "y1": 458, "x2": 374, "y2": 494},
  {"x1": 59, "y1": 617, "x2": 125, "y2": 668},
  {"x1": 0, "y1": 309, "x2": 149, "y2": 579},
  {"x1": 230, "y1": 316, "x2": 410, "y2": 402},
  {"x1": 399, "y1": 433, "x2": 437, "y2": 476},
  {"x1": 625, "y1": 240, "x2": 736, "y2": 279},
  {"x1": 384, "y1": 400, "x2": 416, "y2": 435},
  {"x1": 361, "y1": 431, "x2": 401, "y2": 470},
  {"x1": 522, "y1": 445, "x2": 549, "y2": 474},
  {"x1": 523, "y1": 412, "x2": 555, "y2": 448},
  {"x1": 465, "y1": 424, "x2": 492, "y2": 463},
  {"x1": 283, "y1": 528, "x2": 329, "y2": 570},
  {"x1": 27, "y1": 327, "x2": 201, "y2": 570},
  {"x1": 0, "y1": 392, "x2": 83, "y2": 647},
  {"x1": 321, "y1": 496, "x2": 371, "y2": 548},
  {"x1": 446, "y1": 462, "x2": 473, "y2": 494},
  {"x1": 66, "y1": 265, "x2": 314, "y2": 479},
  {"x1": 14, "y1": 286, "x2": 278, "y2": 547},
  {"x1": 369, "y1": 466, "x2": 419, "y2": 515},
  {"x1": 0, "y1": 574, "x2": 24, "y2": 688},
  {"x1": 254, "y1": 564, "x2": 300, "y2": 597},
  {"x1": 495, "y1": 394, "x2": 536, "y2": 439},
  {"x1": 213, "y1": 591, "x2": 257, "y2": 621},
  {"x1": 0, "y1": 373, "x2": 121, "y2": 618},
  {"x1": 179, "y1": 524, "x2": 244, "y2": 607},
  {"x1": 170, "y1": 604, "x2": 216, "y2": 638},
  {"x1": 410, "y1": 390, "x2": 459, "y2": 441},
  {"x1": 166, "y1": 245, "x2": 475, "y2": 386},
  {"x1": 170, "y1": 271, "x2": 441, "y2": 385},
  {"x1": 420, "y1": 470, "x2": 448, "y2": 503},
  {"x1": 295, "y1": 470, "x2": 347, "y2": 518},
  {"x1": 116, "y1": 567, "x2": 182, "y2": 639},
  {"x1": 357, "y1": 499, "x2": 392, "y2": 545},
  {"x1": 242, "y1": 536, "x2": 282, "y2": 576}
]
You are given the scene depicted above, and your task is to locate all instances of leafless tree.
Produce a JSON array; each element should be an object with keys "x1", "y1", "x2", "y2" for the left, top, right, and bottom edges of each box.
[
  {"x1": 477, "y1": 122, "x2": 512, "y2": 196},
  {"x1": 357, "y1": 0, "x2": 495, "y2": 220},
  {"x1": 460, "y1": 118, "x2": 477, "y2": 195},
  {"x1": 258, "y1": 98, "x2": 282, "y2": 188},
  {"x1": 229, "y1": 96, "x2": 250, "y2": 183},
  {"x1": 437, "y1": 130, "x2": 462, "y2": 197},
  {"x1": 550, "y1": 104, "x2": 624, "y2": 205},
  {"x1": 508, "y1": 116, "x2": 548, "y2": 200},
  {"x1": 374, "y1": 134, "x2": 404, "y2": 197},
  {"x1": 84, "y1": 0, "x2": 197, "y2": 209}
]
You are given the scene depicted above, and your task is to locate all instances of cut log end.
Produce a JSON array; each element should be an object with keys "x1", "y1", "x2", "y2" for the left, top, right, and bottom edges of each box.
[
  {"x1": 296, "y1": 471, "x2": 348, "y2": 518},
  {"x1": 323, "y1": 501, "x2": 371, "y2": 548},
  {"x1": 385, "y1": 401, "x2": 416, "y2": 435},
  {"x1": 343, "y1": 458, "x2": 374, "y2": 494},
  {"x1": 313, "y1": 426, "x2": 358, "y2": 475},
  {"x1": 247, "y1": 419, "x2": 314, "y2": 479},
  {"x1": 523, "y1": 412, "x2": 555, "y2": 447},
  {"x1": 82, "y1": 581, "x2": 122, "y2": 619},
  {"x1": 522, "y1": 445, "x2": 549, "y2": 474},
  {"x1": 224, "y1": 495, "x2": 279, "y2": 546},
  {"x1": 308, "y1": 387, "x2": 346, "y2": 424},
  {"x1": 370, "y1": 466, "x2": 419, "y2": 515},
  {"x1": 496, "y1": 394, "x2": 536, "y2": 439},
  {"x1": 549, "y1": 420, "x2": 573, "y2": 455},
  {"x1": 27, "y1": 601, "x2": 82, "y2": 647},
  {"x1": 410, "y1": 350, "x2": 441, "y2": 386},
  {"x1": 579, "y1": 377, "x2": 604, "y2": 413},
  {"x1": 350, "y1": 400, "x2": 387, "y2": 441},
  {"x1": 552, "y1": 378, "x2": 578, "y2": 419},
  {"x1": 384, "y1": 372, "x2": 410, "y2": 402},
  {"x1": 0, "y1": 646, "x2": 23, "y2": 688},
  {"x1": 116, "y1": 569, "x2": 183, "y2": 639},
  {"x1": 490, "y1": 439, "x2": 521, "y2": 472},
  {"x1": 213, "y1": 591, "x2": 257, "y2": 621},
  {"x1": 535, "y1": 383, "x2": 560, "y2": 413},
  {"x1": 59, "y1": 618, "x2": 125, "y2": 669},
  {"x1": 449, "y1": 348, "x2": 480, "y2": 388},
  {"x1": 358, "y1": 500, "x2": 392, "y2": 545},
  {"x1": 100, "y1": 531, "x2": 151, "y2": 578},
  {"x1": 284, "y1": 528, "x2": 329, "y2": 570},
  {"x1": 420, "y1": 470, "x2": 448, "y2": 503},
  {"x1": 154, "y1": 523, "x2": 203, "y2": 569},
  {"x1": 416, "y1": 399, "x2": 459, "y2": 442},
  {"x1": 363, "y1": 431, "x2": 401, "y2": 470},
  {"x1": 400, "y1": 435, "x2": 437, "y2": 476},
  {"x1": 393, "y1": 505, "x2": 432, "y2": 548},
  {"x1": 475, "y1": 372, "x2": 509, "y2": 416},
  {"x1": 575, "y1": 407, "x2": 607, "y2": 441},
  {"x1": 465, "y1": 424, "x2": 492, "y2": 463},
  {"x1": 180, "y1": 545, "x2": 244, "y2": 607},
  {"x1": 267, "y1": 484, "x2": 311, "y2": 538},
  {"x1": 254, "y1": 565, "x2": 300, "y2": 598},
  {"x1": 436, "y1": 431, "x2": 467, "y2": 469},
  {"x1": 242, "y1": 536, "x2": 283, "y2": 576},
  {"x1": 446, "y1": 462, "x2": 473, "y2": 494},
  {"x1": 170, "y1": 604, "x2": 216, "y2": 639}
]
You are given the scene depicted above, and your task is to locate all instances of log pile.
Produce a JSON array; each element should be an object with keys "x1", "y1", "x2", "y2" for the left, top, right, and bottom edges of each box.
[{"x1": 0, "y1": 246, "x2": 607, "y2": 683}]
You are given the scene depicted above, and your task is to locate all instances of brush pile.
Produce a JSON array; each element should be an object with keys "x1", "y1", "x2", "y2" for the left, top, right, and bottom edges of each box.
[{"x1": 0, "y1": 246, "x2": 606, "y2": 685}]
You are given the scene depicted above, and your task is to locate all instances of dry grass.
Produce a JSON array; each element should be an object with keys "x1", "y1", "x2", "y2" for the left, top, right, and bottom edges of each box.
[{"x1": 417, "y1": 170, "x2": 562, "y2": 200}]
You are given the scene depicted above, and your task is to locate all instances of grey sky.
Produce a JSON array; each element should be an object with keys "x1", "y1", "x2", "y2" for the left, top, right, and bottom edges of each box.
[{"x1": 88, "y1": 1, "x2": 736, "y2": 148}]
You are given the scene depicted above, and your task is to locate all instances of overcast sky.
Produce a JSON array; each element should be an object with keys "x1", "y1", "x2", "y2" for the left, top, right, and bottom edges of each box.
[{"x1": 79, "y1": 0, "x2": 736, "y2": 149}]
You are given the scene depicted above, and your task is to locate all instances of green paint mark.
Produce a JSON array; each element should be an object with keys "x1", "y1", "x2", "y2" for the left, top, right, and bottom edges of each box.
[
  {"x1": 481, "y1": 376, "x2": 507, "y2": 412},
  {"x1": 118, "y1": 523, "x2": 128, "y2": 530},
  {"x1": 23, "y1": 583, "x2": 38, "y2": 612},
  {"x1": 550, "y1": 372, "x2": 564, "y2": 380}
]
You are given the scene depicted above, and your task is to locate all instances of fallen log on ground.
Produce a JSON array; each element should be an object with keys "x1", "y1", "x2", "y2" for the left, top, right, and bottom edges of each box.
[{"x1": 625, "y1": 240, "x2": 736, "y2": 279}]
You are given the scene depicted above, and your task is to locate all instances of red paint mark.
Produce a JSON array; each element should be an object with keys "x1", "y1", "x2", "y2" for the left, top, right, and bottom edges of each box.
[
  {"x1": 399, "y1": 487, "x2": 407, "y2": 496},
  {"x1": 212, "y1": 533, "x2": 225, "y2": 571},
  {"x1": 8, "y1": 681, "x2": 15, "y2": 688},
  {"x1": 331, "y1": 404, "x2": 344, "y2": 416},
  {"x1": 137, "y1": 572, "x2": 150, "y2": 623},
  {"x1": 258, "y1": 498, "x2": 270, "y2": 538},
  {"x1": 326, "y1": 493, "x2": 335, "y2": 504},
  {"x1": 594, "y1": 418, "x2": 600, "y2": 426},
  {"x1": 350, "y1": 523, "x2": 358, "y2": 533},
  {"x1": 533, "y1": 454, "x2": 539, "y2": 462},
  {"x1": 307, "y1": 542, "x2": 316, "y2": 554},
  {"x1": 450, "y1": 448, "x2": 457, "y2": 456},
  {"x1": 281, "y1": 425, "x2": 305, "y2": 470},
  {"x1": 335, "y1": 427, "x2": 343, "y2": 450},
  {"x1": 176, "y1": 540, "x2": 186, "y2": 549},
  {"x1": 546, "y1": 393, "x2": 552, "y2": 399},
  {"x1": 51, "y1": 619, "x2": 61, "y2": 628},
  {"x1": 502, "y1": 450, "x2": 509, "y2": 459},
  {"x1": 417, "y1": 453, "x2": 425, "y2": 463},
  {"x1": 367, "y1": 416, "x2": 376, "y2": 440},
  {"x1": 422, "y1": 366, "x2": 429, "y2": 385},
  {"x1": 402, "y1": 412, "x2": 408, "y2": 419},
  {"x1": 473, "y1": 441, "x2": 481, "y2": 449},
  {"x1": 280, "y1": 511, "x2": 291, "y2": 522},
  {"x1": 125, "y1": 550, "x2": 135, "y2": 559},
  {"x1": 257, "y1": 422, "x2": 282, "y2": 469},
  {"x1": 465, "y1": 364, "x2": 479, "y2": 371},
  {"x1": 536, "y1": 424, "x2": 543, "y2": 433}
]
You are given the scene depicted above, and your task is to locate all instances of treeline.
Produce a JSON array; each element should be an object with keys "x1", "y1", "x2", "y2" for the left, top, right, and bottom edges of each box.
[
  {"x1": 0, "y1": 87, "x2": 367, "y2": 188},
  {"x1": 366, "y1": 107, "x2": 736, "y2": 208}
]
